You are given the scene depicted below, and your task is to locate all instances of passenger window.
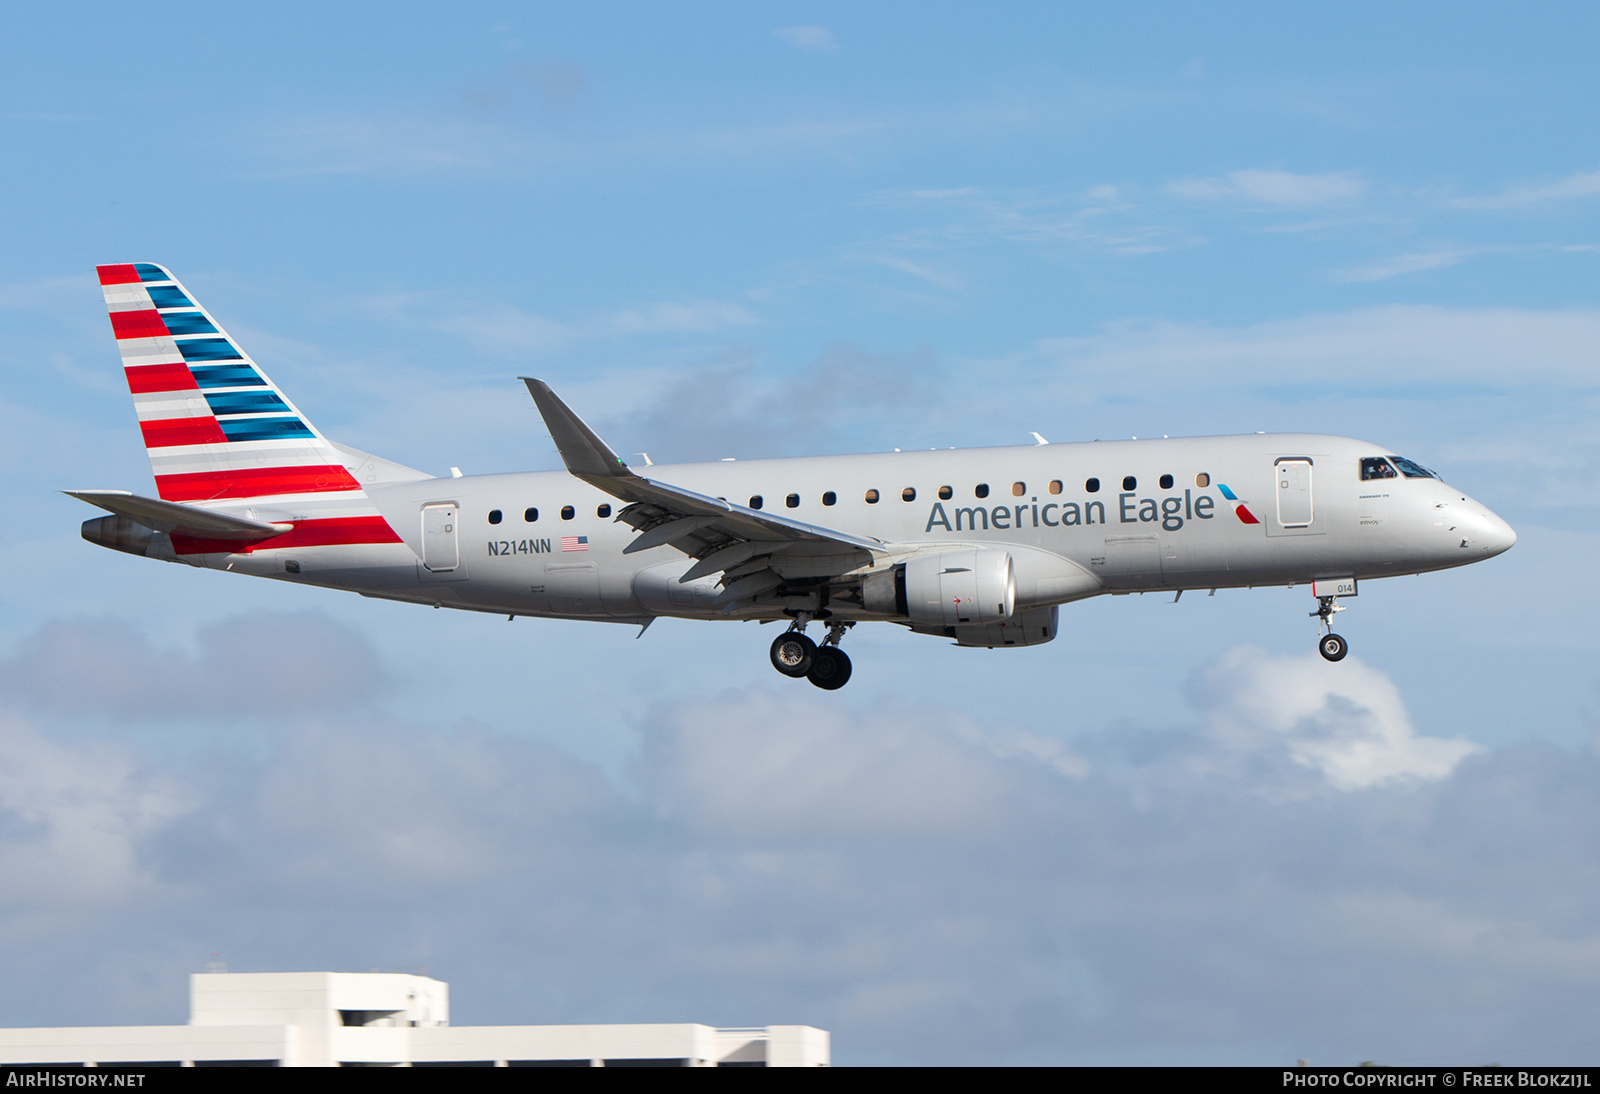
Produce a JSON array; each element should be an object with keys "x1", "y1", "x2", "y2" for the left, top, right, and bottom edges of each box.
[
  {"x1": 560, "y1": 505, "x2": 575, "y2": 520},
  {"x1": 488, "y1": 509, "x2": 503, "y2": 524},
  {"x1": 1122, "y1": 476, "x2": 1137, "y2": 491},
  {"x1": 1012, "y1": 482, "x2": 1025, "y2": 497},
  {"x1": 938, "y1": 485, "x2": 952, "y2": 500},
  {"x1": 1360, "y1": 457, "x2": 1399, "y2": 481},
  {"x1": 1048, "y1": 480, "x2": 1062, "y2": 495},
  {"x1": 785, "y1": 493, "x2": 799, "y2": 508},
  {"x1": 1194, "y1": 473, "x2": 1209, "y2": 488},
  {"x1": 902, "y1": 487, "x2": 916, "y2": 502},
  {"x1": 1085, "y1": 478, "x2": 1100, "y2": 493},
  {"x1": 822, "y1": 491, "x2": 836, "y2": 506},
  {"x1": 524, "y1": 507, "x2": 538, "y2": 522},
  {"x1": 864, "y1": 489, "x2": 879, "y2": 504},
  {"x1": 749, "y1": 495, "x2": 763, "y2": 510},
  {"x1": 1159, "y1": 474, "x2": 1173, "y2": 489},
  {"x1": 597, "y1": 504, "x2": 611, "y2": 518},
  {"x1": 975, "y1": 483, "x2": 990, "y2": 499}
]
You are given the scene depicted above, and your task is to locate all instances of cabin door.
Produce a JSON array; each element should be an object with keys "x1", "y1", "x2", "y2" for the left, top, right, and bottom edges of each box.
[
  {"x1": 421, "y1": 503, "x2": 460, "y2": 572},
  {"x1": 1275, "y1": 459, "x2": 1313, "y2": 528}
]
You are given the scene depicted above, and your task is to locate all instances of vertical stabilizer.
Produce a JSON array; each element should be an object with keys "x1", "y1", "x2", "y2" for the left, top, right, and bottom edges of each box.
[
  {"x1": 98, "y1": 262, "x2": 362, "y2": 503},
  {"x1": 96, "y1": 263, "x2": 414, "y2": 553}
]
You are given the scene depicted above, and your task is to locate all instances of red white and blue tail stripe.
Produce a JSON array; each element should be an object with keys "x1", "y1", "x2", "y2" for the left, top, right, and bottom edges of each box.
[{"x1": 97, "y1": 262, "x2": 405, "y2": 554}]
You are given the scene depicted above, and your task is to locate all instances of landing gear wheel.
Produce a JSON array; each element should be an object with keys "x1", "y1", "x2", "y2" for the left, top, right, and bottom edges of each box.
[
  {"x1": 1318, "y1": 633, "x2": 1348, "y2": 662},
  {"x1": 770, "y1": 631, "x2": 817, "y2": 677},
  {"x1": 806, "y1": 646, "x2": 852, "y2": 690}
]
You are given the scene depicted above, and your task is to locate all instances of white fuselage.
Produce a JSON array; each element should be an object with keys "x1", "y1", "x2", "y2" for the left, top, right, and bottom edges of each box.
[{"x1": 187, "y1": 433, "x2": 1515, "y2": 628}]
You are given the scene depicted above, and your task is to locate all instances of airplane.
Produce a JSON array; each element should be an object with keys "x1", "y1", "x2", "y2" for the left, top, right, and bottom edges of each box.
[{"x1": 72, "y1": 262, "x2": 1517, "y2": 689}]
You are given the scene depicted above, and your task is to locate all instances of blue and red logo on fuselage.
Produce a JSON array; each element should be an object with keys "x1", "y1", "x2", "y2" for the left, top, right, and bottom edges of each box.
[{"x1": 1216, "y1": 483, "x2": 1260, "y2": 525}]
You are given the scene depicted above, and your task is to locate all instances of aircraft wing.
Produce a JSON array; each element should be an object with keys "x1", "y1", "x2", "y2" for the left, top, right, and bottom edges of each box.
[
  {"x1": 523, "y1": 378, "x2": 886, "y2": 604},
  {"x1": 65, "y1": 489, "x2": 293, "y2": 540}
]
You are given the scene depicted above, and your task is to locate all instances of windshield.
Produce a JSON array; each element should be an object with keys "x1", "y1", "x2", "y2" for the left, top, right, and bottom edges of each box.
[{"x1": 1388, "y1": 456, "x2": 1437, "y2": 479}]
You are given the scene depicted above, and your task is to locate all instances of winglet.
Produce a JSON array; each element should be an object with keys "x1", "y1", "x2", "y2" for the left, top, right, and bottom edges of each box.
[{"x1": 521, "y1": 378, "x2": 632, "y2": 481}]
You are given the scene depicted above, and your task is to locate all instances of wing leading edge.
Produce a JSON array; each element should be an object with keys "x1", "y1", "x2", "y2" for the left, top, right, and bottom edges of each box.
[{"x1": 521, "y1": 378, "x2": 886, "y2": 607}]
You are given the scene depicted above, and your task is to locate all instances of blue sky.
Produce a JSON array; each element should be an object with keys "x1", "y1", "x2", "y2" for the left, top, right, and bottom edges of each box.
[{"x1": 2, "y1": 3, "x2": 1599, "y2": 1065}]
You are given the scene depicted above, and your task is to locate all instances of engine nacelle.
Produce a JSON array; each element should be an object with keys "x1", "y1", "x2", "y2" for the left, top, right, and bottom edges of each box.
[
  {"x1": 82, "y1": 515, "x2": 154, "y2": 557},
  {"x1": 864, "y1": 548, "x2": 1015, "y2": 626},
  {"x1": 944, "y1": 605, "x2": 1058, "y2": 648}
]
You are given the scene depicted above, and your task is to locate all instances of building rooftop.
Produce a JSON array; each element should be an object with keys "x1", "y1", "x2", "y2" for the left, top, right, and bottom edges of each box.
[{"x1": 0, "y1": 972, "x2": 828, "y2": 1067}]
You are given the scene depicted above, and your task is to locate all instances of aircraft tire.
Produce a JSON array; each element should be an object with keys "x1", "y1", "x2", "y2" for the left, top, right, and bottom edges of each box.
[
  {"x1": 807, "y1": 647, "x2": 852, "y2": 690},
  {"x1": 770, "y1": 632, "x2": 817, "y2": 677},
  {"x1": 1318, "y1": 633, "x2": 1349, "y2": 662}
]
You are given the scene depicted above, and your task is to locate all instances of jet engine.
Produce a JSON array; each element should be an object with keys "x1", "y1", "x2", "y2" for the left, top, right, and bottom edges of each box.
[
  {"x1": 81, "y1": 515, "x2": 154, "y2": 557},
  {"x1": 862, "y1": 547, "x2": 1015, "y2": 626}
]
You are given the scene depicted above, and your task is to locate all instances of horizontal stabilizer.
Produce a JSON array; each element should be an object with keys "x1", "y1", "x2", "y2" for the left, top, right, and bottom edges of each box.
[{"x1": 65, "y1": 490, "x2": 292, "y2": 540}]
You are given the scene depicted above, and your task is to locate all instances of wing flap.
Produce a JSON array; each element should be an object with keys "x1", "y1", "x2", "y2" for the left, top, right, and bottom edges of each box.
[
  {"x1": 622, "y1": 515, "x2": 721, "y2": 554},
  {"x1": 679, "y1": 541, "x2": 765, "y2": 582}
]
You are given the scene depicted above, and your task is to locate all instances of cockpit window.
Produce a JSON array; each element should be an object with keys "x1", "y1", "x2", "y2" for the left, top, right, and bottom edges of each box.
[
  {"x1": 1389, "y1": 456, "x2": 1437, "y2": 479},
  {"x1": 1360, "y1": 457, "x2": 1398, "y2": 481}
]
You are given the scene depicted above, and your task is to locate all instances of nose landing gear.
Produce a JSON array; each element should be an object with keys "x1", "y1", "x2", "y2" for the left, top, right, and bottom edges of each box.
[
  {"x1": 769, "y1": 617, "x2": 854, "y2": 688},
  {"x1": 1311, "y1": 595, "x2": 1348, "y2": 662}
]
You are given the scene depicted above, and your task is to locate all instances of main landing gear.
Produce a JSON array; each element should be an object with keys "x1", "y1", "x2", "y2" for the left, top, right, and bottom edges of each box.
[
  {"x1": 769, "y1": 617, "x2": 854, "y2": 690},
  {"x1": 1311, "y1": 595, "x2": 1348, "y2": 662}
]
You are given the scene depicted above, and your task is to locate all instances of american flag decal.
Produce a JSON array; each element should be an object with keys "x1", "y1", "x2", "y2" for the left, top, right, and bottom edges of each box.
[{"x1": 561, "y1": 536, "x2": 589, "y2": 552}]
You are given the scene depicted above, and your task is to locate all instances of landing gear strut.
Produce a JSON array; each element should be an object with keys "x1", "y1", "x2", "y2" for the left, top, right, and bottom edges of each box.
[
  {"x1": 768, "y1": 617, "x2": 854, "y2": 688},
  {"x1": 807, "y1": 622, "x2": 854, "y2": 690},
  {"x1": 1311, "y1": 595, "x2": 1348, "y2": 662}
]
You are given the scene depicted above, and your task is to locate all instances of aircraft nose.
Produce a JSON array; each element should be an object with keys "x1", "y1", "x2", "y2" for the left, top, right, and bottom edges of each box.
[{"x1": 1466, "y1": 506, "x2": 1517, "y2": 557}]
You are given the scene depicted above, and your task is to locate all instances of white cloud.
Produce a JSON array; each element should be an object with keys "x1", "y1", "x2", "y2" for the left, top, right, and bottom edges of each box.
[
  {"x1": 360, "y1": 292, "x2": 758, "y2": 356},
  {"x1": 428, "y1": 303, "x2": 573, "y2": 353},
  {"x1": 0, "y1": 275, "x2": 96, "y2": 312},
  {"x1": 0, "y1": 614, "x2": 387, "y2": 718},
  {"x1": 241, "y1": 718, "x2": 613, "y2": 887},
  {"x1": 635, "y1": 691, "x2": 1082, "y2": 839},
  {"x1": 609, "y1": 344, "x2": 942, "y2": 461},
  {"x1": 1330, "y1": 248, "x2": 1480, "y2": 282},
  {"x1": 774, "y1": 25, "x2": 839, "y2": 53},
  {"x1": 1328, "y1": 243, "x2": 1590, "y2": 283},
  {"x1": 1451, "y1": 168, "x2": 1600, "y2": 210},
  {"x1": 260, "y1": 116, "x2": 523, "y2": 176},
  {"x1": 257, "y1": 108, "x2": 889, "y2": 179},
  {"x1": 1193, "y1": 646, "x2": 1481, "y2": 789},
  {"x1": 0, "y1": 713, "x2": 189, "y2": 911},
  {"x1": 870, "y1": 186, "x2": 1202, "y2": 257},
  {"x1": 605, "y1": 300, "x2": 758, "y2": 335},
  {"x1": 1028, "y1": 304, "x2": 1600, "y2": 393},
  {"x1": 2, "y1": 619, "x2": 1600, "y2": 1063},
  {"x1": 854, "y1": 252, "x2": 966, "y2": 290},
  {"x1": 1169, "y1": 169, "x2": 1364, "y2": 207}
]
